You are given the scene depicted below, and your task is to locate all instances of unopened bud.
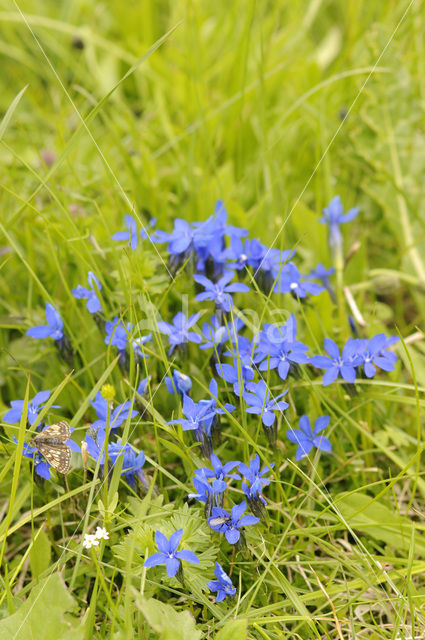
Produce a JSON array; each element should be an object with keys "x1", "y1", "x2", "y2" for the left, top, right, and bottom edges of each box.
[
  {"x1": 81, "y1": 441, "x2": 89, "y2": 470},
  {"x1": 101, "y1": 384, "x2": 116, "y2": 402}
]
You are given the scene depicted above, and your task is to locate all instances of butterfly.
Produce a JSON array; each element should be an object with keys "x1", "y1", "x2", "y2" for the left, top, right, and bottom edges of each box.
[{"x1": 32, "y1": 421, "x2": 72, "y2": 474}]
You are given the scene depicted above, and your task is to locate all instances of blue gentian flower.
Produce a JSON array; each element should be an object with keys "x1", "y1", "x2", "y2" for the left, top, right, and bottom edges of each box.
[
  {"x1": 105, "y1": 317, "x2": 131, "y2": 355},
  {"x1": 195, "y1": 453, "x2": 240, "y2": 493},
  {"x1": 137, "y1": 377, "x2": 150, "y2": 396},
  {"x1": 14, "y1": 425, "x2": 79, "y2": 480},
  {"x1": 255, "y1": 334, "x2": 309, "y2": 381},
  {"x1": 140, "y1": 217, "x2": 156, "y2": 240},
  {"x1": 72, "y1": 271, "x2": 102, "y2": 314},
  {"x1": 216, "y1": 356, "x2": 254, "y2": 397},
  {"x1": 132, "y1": 333, "x2": 152, "y2": 359},
  {"x1": 274, "y1": 263, "x2": 324, "y2": 298},
  {"x1": 244, "y1": 380, "x2": 289, "y2": 427},
  {"x1": 319, "y1": 196, "x2": 358, "y2": 258},
  {"x1": 207, "y1": 563, "x2": 236, "y2": 602},
  {"x1": 308, "y1": 263, "x2": 335, "y2": 288},
  {"x1": 84, "y1": 431, "x2": 146, "y2": 488},
  {"x1": 154, "y1": 219, "x2": 194, "y2": 256},
  {"x1": 208, "y1": 500, "x2": 260, "y2": 544},
  {"x1": 168, "y1": 394, "x2": 215, "y2": 432},
  {"x1": 286, "y1": 415, "x2": 332, "y2": 461},
  {"x1": 112, "y1": 215, "x2": 139, "y2": 250},
  {"x1": 238, "y1": 454, "x2": 274, "y2": 504},
  {"x1": 3, "y1": 390, "x2": 59, "y2": 426},
  {"x1": 307, "y1": 263, "x2": 336, "y2": 302},
  {"x1": 165, "y1": 370, "x2": 192, "y2": 396},
  {"x1": 188, "y1": 472, "x2": 212, "y2": 504},
  {"x1": 194, "y1": 272, "x2": 249, "y2": 313},
  {"x1": 157, "y1": 312, "x2": 201, "y2": 355},
  {"x1": 90, "y1": 391, "x2": 138, "y2": 431},
  {"x1": 200, "y1": 316, "x2": 244, "y2": 351},
  {"x1": 26, "y1": 302, "x2": 64, "y2": 341},
  {"x1": 220, "y1": 235, "x2": 251, "y2": 271},
  {"x1": 357, "y1": 334, "x2": 399, "y2": 378},
  {"x1": 144, "y1": 529, "x2": 199, "y2": 577},
  {"x1": 310, "y1": 338, "x2": 363, "y2": 386}
]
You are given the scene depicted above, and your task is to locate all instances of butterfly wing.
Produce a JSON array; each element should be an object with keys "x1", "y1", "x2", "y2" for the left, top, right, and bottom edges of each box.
[
  {"x1": 35, "y1": 442, "x2": 71, "y2": 474},
  {"x1": 35, "y1": 421, "x2": 71, "y2": 443}
]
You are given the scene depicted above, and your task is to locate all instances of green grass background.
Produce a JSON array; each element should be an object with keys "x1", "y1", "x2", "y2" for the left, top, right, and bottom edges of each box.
[{"x1": 1, "y1": 0, "x2": 425, "y2": 638}]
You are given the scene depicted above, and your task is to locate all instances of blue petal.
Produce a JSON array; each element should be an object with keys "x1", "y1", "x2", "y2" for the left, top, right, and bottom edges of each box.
[{"x1": 144, "y1": 552, "x2": 166, "y2": 568}]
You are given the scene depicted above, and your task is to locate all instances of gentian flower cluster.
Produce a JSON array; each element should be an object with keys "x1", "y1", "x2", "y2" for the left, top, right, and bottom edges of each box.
[{"x1": 11, "y1": 193, "x2": 402, "y2": 608}]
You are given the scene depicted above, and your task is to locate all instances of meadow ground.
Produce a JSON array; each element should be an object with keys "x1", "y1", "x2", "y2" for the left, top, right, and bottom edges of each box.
[{"x1": 1, "y1": 1, "x2": 425, "y2": 638}]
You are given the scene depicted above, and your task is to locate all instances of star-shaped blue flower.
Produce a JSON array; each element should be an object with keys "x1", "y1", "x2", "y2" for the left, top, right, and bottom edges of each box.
[
  {"x1": 286, "y1": 415, "x2": 332, "y2": 460},
  {"x1": 144, "y1": 529, "x2": 199, "y2": 577},
  {"x1": 310, "y1": 338, "x2": 363, "y2": 386},
  {"x1": 89, "y1": 391, "x2": 138, "y2": 431},
  {"x1": 3, "y1": 390, "x2": 59, "y2": 426},
  {"x1": 244, "y1": 380, "x2": 289, "y2": 427},
  {"x1": 112, "y1": 215, "x2": 139, "y2": 250},
  {"x1": 26, "y1": 302, "x2": 64, "y2": 341},
  {"x1": 72, "y1": 271, "x2": 102, "y2": 313},
  {"x1": 157, "y1": 312, "x2": 201, "y2": 355},
  {"x1": 208, "y1": 500, "x2": 260, "y2": 544},
  {"x1": 207, "y1": 562, "x2": 236, "y2": 602},
  {"x1": 194, "y1": 272, "x2": 249, "y2": 312}
]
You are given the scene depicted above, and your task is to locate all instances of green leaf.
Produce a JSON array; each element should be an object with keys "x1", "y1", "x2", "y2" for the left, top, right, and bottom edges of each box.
[
  {"x1": 0, "y1": 85, "x2": 27, "y2": 142},
  {"x1": 216, "y1": 619, "x2": 248, "y2": 640},
  {"x1": 29, "y1": 528, "x2": 51, "y2": 580},
  {"x1": 0, "y1": 573, "x2": 84, "y2": 639},
  {"x1": 133, "y1": 593, "x2": 202, "y2": 640}
]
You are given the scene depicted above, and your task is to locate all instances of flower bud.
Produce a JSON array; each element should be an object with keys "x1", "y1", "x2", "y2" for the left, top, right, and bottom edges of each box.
[
  {"x1": 81, "y1": 440, "x2": 89, "y2": 470},
  {"x1": 101, "y1": 384, "x2": 116, "y2": 402}
]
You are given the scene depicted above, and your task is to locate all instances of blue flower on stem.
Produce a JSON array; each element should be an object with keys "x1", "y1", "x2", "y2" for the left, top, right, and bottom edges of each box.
[
  {"x1": 84, "y1": 430, "x2": 146, "y2": 488},
  {"x1": 90, "y1": 391, "x2": 138, "y2": 432},
  {"x1": 136, "y1": 377, "x2": 150, "y2": 396},
  {"x1": 144, "y1": 529, "x2": 199, "y2": 578},
  {"x1": 319, "y1": 196, "x2": 358, "y2": 261},
  {"x1": 157, "y1": 312, "x2": 201, "y2": 355},
  {"x1": 195, "y1": 453, "x2": 240, "y2": 493},
  {"x1": 244, "y1": 380, "x2": 288, "y2": 427},
  {"x1": 200, "y1": 316, "x2": 244, "y2": 353},
  {"x1": 310, "y1": 338, "x2": 363, "y2": 386},
  {"x1": 14, "y1": 425, "x2": 79, "y2": 481},
  {"x1": 72, "y1": 271, "x2": 102, "y2": 314},
  {"x1": 357, "y1": 334, "x2": 399, "y2": 378},
  {"x1": 105, "y1": 318, "x2": 131, "y2": 363},
  {"x1": 154, "y1": 219, "x2": 194, "y2": 256},
  {"x1": 220, "y1": 235, "x2": 251, "y2": 271},
  {"x1": 26, "y1": 302, "x2": 64, "y2": 342},
  {"x1": 165, "y1": 370, "x2": 192, "y2": 397},
  {"x1": 255, "y1": 336, "x2": 309, "y2": 381},
  {"x1": 215, "y1": 356, "x2": 254, "y2": 397},
  {"x1": 239, "y1": 454, "x2": 274, "y2": 517},
  {"x1": 194, "y1": 272, "x2": 249, "y2": 313},
  {"x1": 286, "y1": 415, "x2": 332, "y2": 461},
  {"x1": 207, "y1": 563, "x2": 236, "y2": 602},
  {"x1": 112, "y1": 215, "x2": 139, "y2": 250},
  {"x1": 274, "y1": 263, "x2": 324, "y2": 298},
  {"x1": 168, "y1": 394, "x2": 215, "y2": 433},
  {"x1": 3, "y1": 390, "x2": 59, "y2": 426},
  {"x1": 208, "y1": 500, "x2": 260, "y2": 544}
]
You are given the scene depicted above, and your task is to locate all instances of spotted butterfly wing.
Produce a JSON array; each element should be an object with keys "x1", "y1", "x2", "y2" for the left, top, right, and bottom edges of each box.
[{"x1": 33, "y1": 421, "x2": 72, "y2": 474}]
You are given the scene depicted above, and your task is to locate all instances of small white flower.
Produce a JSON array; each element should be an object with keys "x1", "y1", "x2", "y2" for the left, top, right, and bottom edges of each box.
[
  {"x1": 82, "y1": 533, "x2": 100, "y2": 550},
  {"x1": 95, "y1": 526, "x2": 109, "y2": 540}
]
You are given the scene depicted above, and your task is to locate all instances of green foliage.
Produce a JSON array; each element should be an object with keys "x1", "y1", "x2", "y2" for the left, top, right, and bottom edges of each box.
[{"x1": 0, "y1": 573, "x2": 84, "y2": 640}]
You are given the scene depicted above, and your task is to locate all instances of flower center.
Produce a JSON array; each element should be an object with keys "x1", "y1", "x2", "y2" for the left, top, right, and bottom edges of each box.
[{"x1": 290, "y1": 282, "x2": 298, "y2": 290}]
